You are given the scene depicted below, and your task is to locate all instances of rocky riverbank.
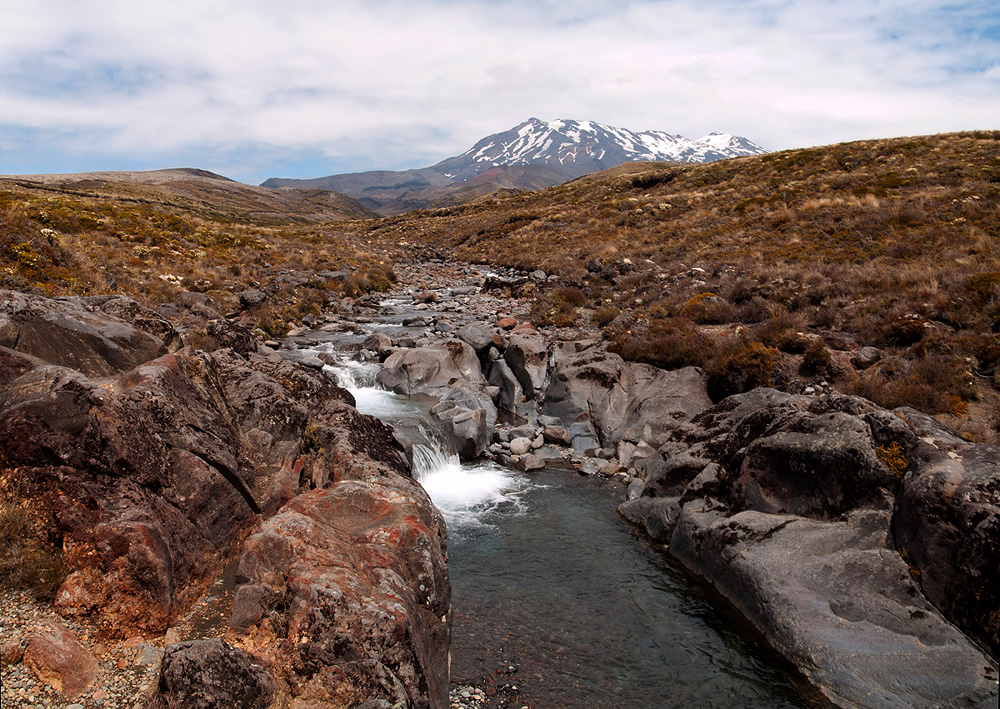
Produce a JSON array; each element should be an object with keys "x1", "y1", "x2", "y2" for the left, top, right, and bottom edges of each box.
[
  {"x1": 1, "y1": 288, "x2": 450, "y2": 707},
  {"x1": 2, "y1": 252, "x2": 999, "y2": 708},
  {"x1": 293, "y1": 257, "x2": 999, "y2": 707}
]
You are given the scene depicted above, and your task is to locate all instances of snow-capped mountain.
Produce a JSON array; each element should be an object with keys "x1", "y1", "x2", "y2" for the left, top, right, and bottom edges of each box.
[
  {"x1": 434, "y1": 118, "x2": 766, "y2": 181},
  {"x1": 262, "y1": 118, "x2": 767, "y2": 215}
]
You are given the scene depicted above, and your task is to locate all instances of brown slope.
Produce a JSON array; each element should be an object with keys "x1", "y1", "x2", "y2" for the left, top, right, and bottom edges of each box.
[
  {"x1": 364, "y1": 131, "x2": 1000, "y2": 432},
  {"x1": 2, "y1": 168, "x2": 377, "y2": 225}
]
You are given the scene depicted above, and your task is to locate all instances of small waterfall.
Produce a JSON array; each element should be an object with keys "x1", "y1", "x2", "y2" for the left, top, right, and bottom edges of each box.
[{"x1": 322, "y1": 356, "x2": 525, "y2": 528}]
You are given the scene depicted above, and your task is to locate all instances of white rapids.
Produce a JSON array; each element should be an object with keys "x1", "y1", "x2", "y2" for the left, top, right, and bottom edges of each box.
[{"x1": 316, "y1": 349, "x2": 526, "y2": 528}]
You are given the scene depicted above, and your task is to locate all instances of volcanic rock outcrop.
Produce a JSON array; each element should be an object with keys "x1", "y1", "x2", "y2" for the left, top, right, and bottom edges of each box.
[{"x1": 0, "y1": 289, "x2": 451, "y2": 708}]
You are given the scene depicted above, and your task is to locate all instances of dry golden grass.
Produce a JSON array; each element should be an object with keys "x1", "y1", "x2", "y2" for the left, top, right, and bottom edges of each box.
[
  {"x1": 359, "y1": 131, "x2": 1000, "y2": 428},
  {"x1": 0, "y1": 177, "x2": 400, "y2": 330}
]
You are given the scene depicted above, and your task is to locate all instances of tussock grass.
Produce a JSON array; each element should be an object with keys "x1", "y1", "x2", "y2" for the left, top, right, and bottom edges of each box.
[{"x1": 363, "y1": 131, "x2": 1000, "y2": 427}]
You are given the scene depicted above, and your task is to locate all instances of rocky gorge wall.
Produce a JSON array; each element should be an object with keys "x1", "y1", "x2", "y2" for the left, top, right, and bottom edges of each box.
[
  {"x1": 3, "y1": 258, "x2": 1000, "y2": 708},
  {"x1": 0, "y1": 290, "x2": 451, "y2": 708}
]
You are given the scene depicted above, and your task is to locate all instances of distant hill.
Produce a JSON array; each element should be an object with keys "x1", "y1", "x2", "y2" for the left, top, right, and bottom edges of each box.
[
  {"x1": 2, "y1": 168, "x2": 377, "y2": 224},
  {"x1": 261, "y1": 118, "x2": 766, "y2": 215}
]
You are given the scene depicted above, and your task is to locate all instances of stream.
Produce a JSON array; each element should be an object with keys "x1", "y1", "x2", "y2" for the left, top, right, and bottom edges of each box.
[{"x1": 283, "y1": 288, "x2": 823, "y2": 708}]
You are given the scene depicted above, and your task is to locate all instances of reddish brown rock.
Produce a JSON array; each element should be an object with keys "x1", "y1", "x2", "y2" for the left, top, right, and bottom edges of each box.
[
  {"x1": 1, "y1": 339, "x2": 403, "y2": 636},
  {"x1": 0, "y1": 637, "x2": 25, "y2": 667},
  {"x1": 23, "y1": 622, "x2": 97, "y2": 698},
  {"x1": 234, "y1": 479, "x2": 450, "y2": 708},
  {"x1": 497, "y1": 317, "x2": 518, "y2": 330}
]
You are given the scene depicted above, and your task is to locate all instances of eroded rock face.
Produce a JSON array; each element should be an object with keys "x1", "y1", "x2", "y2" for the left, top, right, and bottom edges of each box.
[
  {"x1": 504, "y1": 334, "x2": 548, "y2": 399},
  {"x1": 0, "y1": 290, "x2": 175, "y2": 378},
  {"x1": 671, "y1": 504, "x2": 998, "y2": 708},
  {"x1": 431, "y1": 386, "x2": 493, "y2": 459},
  {"x1": 234, "y1": 481, "x2": 450, "y2": 708},
  {"x1": 541, "y1": 341, "x2": 711, "y2": 454},
  {"x1": 379, "y1": 340, "x2": 498, "y2": 460},
  {"x1": 378, "y1": 339, "x2": 485, "y2": 397},
  {"x1": 894, "y1": 445, "x2": 1000, "y2": 660},
  {"x1": 1, "y1": 290, "x2": 452, "y2": 706},
  {"x1": 619, "y1": 389, "x2": 999, "y2": 706}
]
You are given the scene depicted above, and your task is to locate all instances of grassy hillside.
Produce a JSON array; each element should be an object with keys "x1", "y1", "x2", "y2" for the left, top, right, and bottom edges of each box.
[
  {"x1": 3, "y1": 133, "x2": 999, "y2": 436},
  {"x1": 365, "y1": 131, "x2": 1000, "y2": 437},
  {"x1": 0, "y1": 171, "x2": 397, "y2": 334}
]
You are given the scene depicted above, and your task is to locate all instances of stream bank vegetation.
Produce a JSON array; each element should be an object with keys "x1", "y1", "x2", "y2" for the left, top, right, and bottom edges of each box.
[{"x1": 364, "y1": 131, "x2": 1000, "y2": 440}]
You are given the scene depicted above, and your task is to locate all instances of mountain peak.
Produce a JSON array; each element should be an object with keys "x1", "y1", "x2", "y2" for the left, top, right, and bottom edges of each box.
[{"x1": 437, "y1": 118, "x2": 766, "y2": 182}]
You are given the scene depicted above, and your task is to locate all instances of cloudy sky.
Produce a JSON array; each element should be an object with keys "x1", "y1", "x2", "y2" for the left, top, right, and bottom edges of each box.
[{"x1": 1, "y1": 0, "x2": 998, "y2": 184}]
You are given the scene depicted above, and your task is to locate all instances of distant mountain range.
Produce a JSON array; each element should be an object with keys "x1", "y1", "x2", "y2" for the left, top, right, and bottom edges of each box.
[{"x1": 261, "y1": 118, "x2": 767, "y2": 215}]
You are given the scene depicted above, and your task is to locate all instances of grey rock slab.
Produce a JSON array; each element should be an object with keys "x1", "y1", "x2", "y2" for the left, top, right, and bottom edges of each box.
[
  {"x1": 0, "y1": 290, "x2": 171, "y2": 378},
  {"x1": 670, "y1": 502, "x2": 999, "y2": 708},
  {"x1": 504, "y1": 334, "x2": 549, "y2": 399}
]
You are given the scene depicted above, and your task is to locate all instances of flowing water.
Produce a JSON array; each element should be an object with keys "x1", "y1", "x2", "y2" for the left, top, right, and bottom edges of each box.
[{"x1": 306, "y1": 336, "x2": 822, "y2": 708}]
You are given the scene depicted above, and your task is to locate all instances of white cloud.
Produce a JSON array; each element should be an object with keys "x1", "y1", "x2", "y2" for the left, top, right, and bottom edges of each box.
[{"x1": 1, "y1": 0, "x2": 998, "y2": 181}]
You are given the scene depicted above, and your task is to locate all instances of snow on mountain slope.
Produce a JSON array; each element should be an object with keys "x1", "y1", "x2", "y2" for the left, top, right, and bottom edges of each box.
[{"x1": 444, "y1": 118, "x2": 766, "y2": 179}]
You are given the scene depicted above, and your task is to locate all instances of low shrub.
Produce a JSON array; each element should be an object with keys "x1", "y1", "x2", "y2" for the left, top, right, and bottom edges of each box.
[
  {"x1": 607, "y1": 317, "x2": 718, "y2": 371},
  {"x1": 706, "y1": 340, "x2": 781, "y2": 401},
  {"x1": 799, "y1": 339, "x2": 833, "y2": 375},
  {"x1": 592, "y1": 306, "x2": 622, "y2": 327}
]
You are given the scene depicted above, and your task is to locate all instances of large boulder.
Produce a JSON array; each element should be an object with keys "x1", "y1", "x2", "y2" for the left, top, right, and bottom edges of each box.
[
  {"x1": 456, "y1": 321, "x2": 501, "y2": 358},
  {"x1": 378, "y1": 339, "x2": 485, "y2": 398},
  {"x1": 0, "y1": 338, "x2": 406, "y2": 636},
  {"x1": 504, "y1": 334, "x2": 548, "y2": 399},
  {"x1": 233, "y1": 480, "x2": 450, "y2": 708},
  {"x1": 541, "y1": 342, "x2": 711, "y2": 452},
  {"x1": 619, "y1": 390, "x2": 1000, "y2": 705},
  {"x1": 0, "y1": 290, "x2": 174, "y2": 378},
  {"x1": 732, "y1": 411, "x2": 895, "y2": 518},
  {"x1": 379, "y1": 340, "x2": 497, "y2": 459},
  {"x1": 431, "y1": 386, "x2": 493, "y2": 459},
  {"x1": 893, "y1": 444, "x2": 1000, "y2": 660}
]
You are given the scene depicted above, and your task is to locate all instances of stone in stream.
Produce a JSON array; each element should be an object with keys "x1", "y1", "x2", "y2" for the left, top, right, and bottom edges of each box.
[
  {"x1": 431, "y1": 386, "x2": 493, "y2": 459},
  {"x1": 504, "y1": 334, "x2": 549, "y2": 399},
  {"x1": 456, "y1": 321, "x2": 501, "y2": 357},
  {"x1": 542, "y1": 425, "x2": 573, "y2": 447},
  {"x1": 516, "y1": 453, "x2": 545, "y2": 471},
  {"x1": 508, "y1": 437, "x2": 533, "y2": 456},
  {"x1": 540, "y1": 341, "x2": 711, "y2": 454}
]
